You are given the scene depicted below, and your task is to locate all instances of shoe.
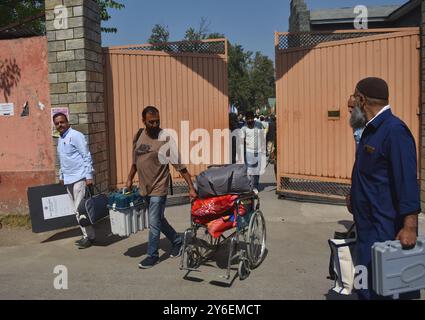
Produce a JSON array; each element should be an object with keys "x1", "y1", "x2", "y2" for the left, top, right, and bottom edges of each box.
[
  {"x1": 169, "y1": 242, "x2": 183, "y2": 258},
  {"x1": 138, "y1": 256, "x2": 159, "y2": 269},
  {"x1": 74, "y1": 237, "x2": 85, "y2": 245},
  {"x1": 77, "y1": 237, "x2": 93, "y2": 249},
  {"x1": 78, "y1": 215, "x2": 91, "y2": 227}
]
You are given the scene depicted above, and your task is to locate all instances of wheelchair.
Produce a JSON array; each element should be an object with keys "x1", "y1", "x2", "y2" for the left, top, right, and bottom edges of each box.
[{"x1": 179, "y1": 192, "x2": 266, "y2": 282}]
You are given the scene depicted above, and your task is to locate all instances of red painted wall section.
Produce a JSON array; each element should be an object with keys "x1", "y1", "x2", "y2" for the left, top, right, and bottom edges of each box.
[{"x1": 0, "y1": 36, "x2": 55, "y2": 214}]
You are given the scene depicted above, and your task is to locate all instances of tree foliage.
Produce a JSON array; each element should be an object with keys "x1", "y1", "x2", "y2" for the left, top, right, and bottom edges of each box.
[
  {"x1": 0, "y1": 0, "x2": 124, "y2": 34},
  {"x1": 184, "y1": 17, "x2": 210, "y2": 41},
  {"x1": 97, "y1": 0, "x2": 125, "y2": 33},
  {"x1": 147, "y1": 18, "x2": 275, "y2": 113},
  {"x1": 248, "y1": 52, "x2": 276, "y2": 111},
  {"x1": 228, "y1": 44, "x2": 253, "y2": 111},
  {"x1": 148, "y1": 24, "x2": 170, "y2": 44},
  {"x1": 227, "y1": 46, "x2": 275, "y2": 113},
  {"x1": 0, "y1": 0, "x2": 44, "y2": 32},
  {"x1": 148, "y1": 24, "x2": 170, "y2": 50}
]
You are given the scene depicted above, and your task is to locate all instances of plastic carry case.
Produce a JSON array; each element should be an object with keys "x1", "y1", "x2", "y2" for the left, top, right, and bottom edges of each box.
[
  {"x1": 372, "y1": 236, "x2": 425, "y2": 299},
  {"x1": 108, "y1": 187, "x2": 142, "y2": 209},
  {"x1": 108, "y1": 188, "x2": 149, "y2": 237}
]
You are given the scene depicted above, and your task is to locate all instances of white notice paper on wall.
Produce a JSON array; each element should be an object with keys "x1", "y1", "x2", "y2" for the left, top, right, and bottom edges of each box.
[
  {"x1": 0, "y1": 103, "x2": 14, "y2": 116},
  {"x1": 42, "y1": 194, "x2": 74, "y2": 220}
]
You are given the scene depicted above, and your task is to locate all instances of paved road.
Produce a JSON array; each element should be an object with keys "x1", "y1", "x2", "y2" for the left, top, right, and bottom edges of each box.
[{"x1": 0, "y1": 167, "x2": 424, "y2": 300}]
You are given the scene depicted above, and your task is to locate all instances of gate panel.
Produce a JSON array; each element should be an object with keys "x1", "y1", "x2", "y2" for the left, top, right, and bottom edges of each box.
[
  {"x1": 104, "y1": 40, "x2": 229, "y2": 188},
  {"x1": 275, "y1": 29, "x2": 420, "y2": 201}
]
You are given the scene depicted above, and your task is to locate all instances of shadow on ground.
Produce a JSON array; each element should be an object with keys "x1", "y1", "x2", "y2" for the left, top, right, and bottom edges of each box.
[
  {"x1": 42, "y1": 218, "x2": 124, "y2": 247},
  {"x1": 124, "y1": 238, "x2": 173, "y2": 262},
  {"x1": 324, "y1": 289, "x2": 358, "y2": 300},
  {"x1": 179, "y1": 233, "x2": 269, "y2": 288}
]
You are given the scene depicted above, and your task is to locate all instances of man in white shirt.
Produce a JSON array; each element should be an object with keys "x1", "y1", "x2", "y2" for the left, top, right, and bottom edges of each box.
[
  {"x1": 260, "y1": 115, "x2": 269, "y2": 136},
  {"x1": 241, "y1": 111, "x2": 267, "y2": 191},
  {"x1": 54, "y1": 112, "x2": 95, "y2": 249}
]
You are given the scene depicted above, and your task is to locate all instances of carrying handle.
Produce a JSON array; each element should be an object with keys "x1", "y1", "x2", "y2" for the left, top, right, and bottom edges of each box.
[
  {"x1": 122, "y1": 186, "x2": 137, "y2": 194},
  {"x1": 206, "y1": 164, "x2": 229, "y2": 169},
  {"x1": 85, "y1": 184, "x2": 101, "y2": 197},
  {"x1": 347, "y1": 222, "x2": 356, "y2": 235}
]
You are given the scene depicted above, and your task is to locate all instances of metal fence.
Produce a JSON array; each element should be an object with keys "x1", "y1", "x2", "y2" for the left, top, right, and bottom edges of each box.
[
  {"x1": 116, "y1": 39, "x2": 226, "y2": 55},
  {"x1": 277, "y1": 31, "x2": 384, "y2": 50}
]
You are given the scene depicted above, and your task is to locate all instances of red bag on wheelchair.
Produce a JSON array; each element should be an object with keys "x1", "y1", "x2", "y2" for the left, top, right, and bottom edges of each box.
[{"x1": 191, "y1": 195, "x2": 238, "y2": 225}]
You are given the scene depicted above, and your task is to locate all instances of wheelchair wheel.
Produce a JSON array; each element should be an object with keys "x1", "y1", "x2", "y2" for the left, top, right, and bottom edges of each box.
[
  {"x1": 247, "y1": 210, "x2": 266, "y2": 269},
  {"x1": 196, "y1": 226, "x2": 214, "y2": 257},
  {"x1": 186, "y1": 246, "x2": 201, "y2": 269},
  {"x1": 238, "y1": 258, "x2": 251, "y2": 280}
]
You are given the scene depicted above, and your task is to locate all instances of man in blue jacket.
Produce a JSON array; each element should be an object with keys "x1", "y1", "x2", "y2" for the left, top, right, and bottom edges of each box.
[
  {"x1": 348, "y1": 77, "x2": 421, "y2": 300},
  {"x1": 54, "y1": 112, "x2": 95, "y2": 249}
]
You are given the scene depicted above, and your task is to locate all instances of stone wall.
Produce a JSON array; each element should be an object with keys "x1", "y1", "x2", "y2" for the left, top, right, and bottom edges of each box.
[{"x1": 45, "y1": 0, "x2": 108, "y2": 192}]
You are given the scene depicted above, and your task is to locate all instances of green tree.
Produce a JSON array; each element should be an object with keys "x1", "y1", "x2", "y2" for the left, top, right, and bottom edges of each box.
[
  {"x1": 228, "y1": 44, "x2": 253, "y2": 113},
  {"x1": 0, "y1": 0, "x2": 125, "y2": 34},
  {"x1": 182, "y1": 17, "x2": 212, "y2": 52},
  {"x1": 146, "y1": 20, "x2": 275, "y2": 114},
  {"x1": 207, "y1": 32, "x2": 225, "y2": 39},
  {"x1": 0, "y1": 0, "x2": 44, "y2": 33},
  {"x1": 249, "y1": 52, "x2": 275, "y2": 112},
  {"x1": 97, "y1": 0, "x2": 125, "y2": 33},
  {"x1": 148, "y1": 24, "x2": 170, "y2": 51},
  {"x1": 184, "y1": 17, "x2": 210, "y2": 41},
  {"x1": 148, "y1": 24, "x2": 170, "y2": 44}
]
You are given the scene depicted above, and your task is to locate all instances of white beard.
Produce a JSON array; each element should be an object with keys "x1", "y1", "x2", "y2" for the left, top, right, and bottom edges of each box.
[{"x1": 350, "y1": 104, "x2": 367, "y2": 130}]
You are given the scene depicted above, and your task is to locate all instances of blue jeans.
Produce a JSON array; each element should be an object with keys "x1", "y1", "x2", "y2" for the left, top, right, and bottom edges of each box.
[{"x1": 144, "y1": 195, "x2": 182, "y2": 258}]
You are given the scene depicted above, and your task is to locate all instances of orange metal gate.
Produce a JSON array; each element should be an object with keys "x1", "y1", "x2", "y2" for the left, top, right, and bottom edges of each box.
[
  {"x1": 275, "y1": 28, "x2": 420, "y2": 202},
  {"x1": 103, "y1": 39, "x2": 229, "y2": 188}
]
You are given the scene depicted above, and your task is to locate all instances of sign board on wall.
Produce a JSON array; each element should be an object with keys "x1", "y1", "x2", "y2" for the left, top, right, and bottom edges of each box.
[
  {"x1": 51, "y1": 107, "x2": 69, "y2": 137},
  {"x1": 0, "y1": 103, "x2": 14, "y2": 116}
]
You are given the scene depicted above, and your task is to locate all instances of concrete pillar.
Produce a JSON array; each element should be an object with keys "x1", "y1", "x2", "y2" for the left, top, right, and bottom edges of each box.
[{"x1": 45, "y1": 0, "x2": 108, "y2": 192}]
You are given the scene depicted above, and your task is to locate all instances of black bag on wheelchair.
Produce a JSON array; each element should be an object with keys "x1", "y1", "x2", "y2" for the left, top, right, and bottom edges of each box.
[
  {"x1": 195, "y1": 164, "x2": 252, "y2": 199},
  {"x1": 77, "y1": 185, "x2": 109, "y2": 227}
]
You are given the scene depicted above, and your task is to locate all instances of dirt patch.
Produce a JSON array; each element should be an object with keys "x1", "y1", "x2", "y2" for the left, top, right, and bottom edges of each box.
[
  {"x1": 0, "y1": 222, "x2": 79, "y2": 248},
  {"x1": 0, "y1": 214, "x2": 31, "y2": 229}
]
